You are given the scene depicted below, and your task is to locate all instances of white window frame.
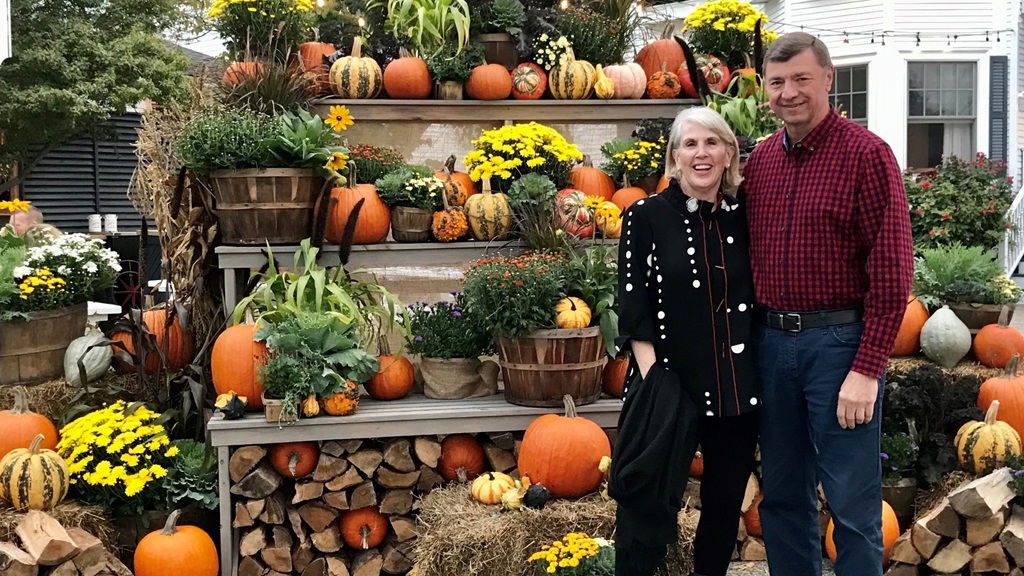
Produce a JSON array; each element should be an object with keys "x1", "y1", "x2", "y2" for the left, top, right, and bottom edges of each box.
[{"x1": 830, "y1": 64, "x2": 869, "y2": 126}]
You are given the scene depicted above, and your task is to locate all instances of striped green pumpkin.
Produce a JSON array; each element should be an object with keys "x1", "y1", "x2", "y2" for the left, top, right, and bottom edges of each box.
[
  {"x1": 465, "y1": 179, "x2": 512, "y2": 241},
  {"x1": 0, "y1": 434, "x2": 69, "y2": 511},
  {"x1": 955, "y1": 400, "x2": 1022, "y2": 475},
  {"x1": 330, "y1": 37, "x2": 383, "y2": 99},
  {"x1": 548, "y1": 48, "x2": 596, "y2": 100}
]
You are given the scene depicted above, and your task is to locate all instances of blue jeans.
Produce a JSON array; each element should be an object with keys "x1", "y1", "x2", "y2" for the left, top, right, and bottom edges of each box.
[{"x1": 756, "y1": 322, "x2": 884, "y2": 576}]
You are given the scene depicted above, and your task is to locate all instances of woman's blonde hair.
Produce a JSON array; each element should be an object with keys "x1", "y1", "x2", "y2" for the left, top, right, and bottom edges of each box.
[{"x1": 663, "y1": 107, "x2": 742, "y2": 196}]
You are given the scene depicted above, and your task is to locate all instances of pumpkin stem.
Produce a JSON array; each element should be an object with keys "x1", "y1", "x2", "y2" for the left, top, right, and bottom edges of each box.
[
  {"x1": 623, "y1": 174, "x2": 631, "y2": 188},
  {"x1": 581, "y1": 155, "x2": 594, "y2": 168},
  {"x1": 28, "y1": 433, "x2": 44, "y2": 455},
  {"x1": 999, "y1": 305, "x2": 1012, "y2": 329},
  {"x1": 482, "y1": 178, "x2": 493, "y2": 196},
  {"x1": 660, "y1": 62, "x2": 667, "y2": 74},
  {"x1": 984, "y1": 400, "x2": 1002, "y2": 426},
  {"x1": 289, "y1": 452, "x2": 302, "y2": 477},
  {"x1": 456, "y1": 467, "x2": 468, "y2": 483},
  {"x1": 1005, "y1": 354, "x2": 1021, "y2": 378},
  {"x1": 660, "y1": 21, "x2": 675, "y2": 39},
  {"x1": 360, "y1": 524, "x2": 371, "y2": 549},
  {"x1": 445, "y1": 154, "x2": 457, "y2": 176},
  {"x1": 161, "y1": 509, "x2": 183, "y2": 536},
  {"x1": 349, "y1": 162, "x2": 359, "y2": 187},
  {"x1": 351, "y1": 37, "x2": 363, "y2": 59},
  {"x1": 562, "y1": 394, "x2": 578, "y2": 418},
  {"x1": 10, "y1": 386, "x2": 30, "y2": 415},
  {"x1": 377, "y1": 333, "x2": 392, "y2": 357}
]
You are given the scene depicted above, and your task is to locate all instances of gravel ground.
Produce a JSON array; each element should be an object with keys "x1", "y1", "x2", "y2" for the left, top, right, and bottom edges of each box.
[{"x1": 726, "y1": 559, "x2": 836, "y2": 575}]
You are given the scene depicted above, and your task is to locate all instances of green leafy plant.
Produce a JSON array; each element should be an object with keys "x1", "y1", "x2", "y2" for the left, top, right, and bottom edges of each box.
[
  {"x1": 375, "y1": 165, "x2": 446, "y2": 209},
  {"x1": 682, "y1": 0, "x2": 777, "y2": 69},
  {"x1": 348, "y1": 144, "x2": 406, "y2": 184},
  {"x1": 405, "y1": 291, "x2": 495, "y2": 358},
  {"x1": 905, "y1": 153, "x2": 1014, "y2": 251},
  {"x1": 1004, "y1": 452, "x2": 1024, "y2": 504},
  {"x1": 463, "y1": 251, "x2": 569, "y2": 340},
  {"x1": 563, "y1": 244, "x2": 619, "y2": 356},
  {"x1": 554, "y1": 6, "x2": 628, "y2": 65},
  {"x1": 372, "y1": 0, "x2": 472, "y2": 58},
  {"x1": 221, "y1": 60, "x2": 318, "y2": 116},
  {"x1": 600, "y1": 137, "x2": 665, "y2": 185},
  {"x1": 506, "y1": 173, "x2": 573, "y2": 251},
  {"x1": 705, "y1": 76, "x2": 782, "y2": 152},
  {"x1": 913, "y1": 243, "x2": 1022, "y2": 308},
  {"x1": 631, "y1": 118, "x2": 673, "y2": 144},
  {"x1": 426, "y1": 41, "x2": 485, "y2": 82},
  {"x1": 164, "y1": 440, "x2": 218, "y2": 510},
  {"x1": 174, "y1": 108, "x2": 278, "y2": 174},
  {"x1": 257, "y1": 312, "x2": 380, "y2": 418},
  {"x1": 471, "y1": 0, "x2": 525, "y2": 35},
  {"x1": 208, "y1": 0, "x2": 316, "y2": 61},
  {"x1": 265, "y1": 109, "x2": 352, "y2": 183},
  {"x1": 880, "y1": 432, "x2": 919, "y2": 485}
]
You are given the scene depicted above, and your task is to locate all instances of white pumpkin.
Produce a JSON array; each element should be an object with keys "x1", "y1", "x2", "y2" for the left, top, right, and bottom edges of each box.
[
  {"x1": 919, "y1": 305, "x2": 972, "y2": 369},
  {"x1": 603, "y1": 63, "x2": 647, "y2": 99},
  {"x1": 64, "y1": 330, "x2": 112, "y2": 386}
]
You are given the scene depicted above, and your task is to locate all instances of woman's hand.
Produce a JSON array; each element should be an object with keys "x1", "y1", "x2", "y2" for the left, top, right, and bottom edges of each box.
[{"x1": 631, "y1": 340, "x2": 656, "y2": 378}]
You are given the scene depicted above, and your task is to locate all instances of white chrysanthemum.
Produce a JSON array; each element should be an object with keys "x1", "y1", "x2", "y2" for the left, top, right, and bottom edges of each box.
[{"x1": 12, "y1": 266, "x2": 31, "y2": 279}]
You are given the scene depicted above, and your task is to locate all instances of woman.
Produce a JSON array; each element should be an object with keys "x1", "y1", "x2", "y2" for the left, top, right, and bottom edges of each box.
[{"x1": 609, "y1": 107, "x2": 760, "y2": 576}]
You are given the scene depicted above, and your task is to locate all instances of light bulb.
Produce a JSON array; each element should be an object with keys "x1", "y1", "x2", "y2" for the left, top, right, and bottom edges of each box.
[
  {"x1": 358, "y1": 16, "x2": 366, "y2": 27},
  {"x1": 560, "y1": 0, "x2": 568, "y2": 9}
]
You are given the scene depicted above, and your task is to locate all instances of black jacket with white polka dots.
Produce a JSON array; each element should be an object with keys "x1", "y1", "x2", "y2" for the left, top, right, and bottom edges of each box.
[{"x1": 616, "y1": 180, "x2": 759, "y2": 417}]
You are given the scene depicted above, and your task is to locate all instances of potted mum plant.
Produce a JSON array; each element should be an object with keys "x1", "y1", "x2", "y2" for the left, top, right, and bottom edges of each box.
[
  {"x1": 600, "y1": 136, "x2": 667, "y2": 194},
  {"x1": 405, "y1": 291, "x2": 498, "y2": 399},
  {"x1": 682, "y1": 0, "x2": 777, "y2": 70},
  {"x1": 0, "y1": 202, "x2": 121, "y2": 385},
  {"x1": 375, "y1": 165, "x2": 448, "y2": 242},
  {"x1": 880, "y1": 431, "x2": 919, "y2": 524},
  {"x1": 463, "y1": 122, "x2": 583, "y2": 193}
]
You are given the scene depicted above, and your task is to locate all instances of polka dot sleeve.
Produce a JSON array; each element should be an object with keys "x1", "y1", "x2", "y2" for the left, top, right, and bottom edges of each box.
[{"x1": 616, "y1": 203, "x2": 656, "y2": 352}]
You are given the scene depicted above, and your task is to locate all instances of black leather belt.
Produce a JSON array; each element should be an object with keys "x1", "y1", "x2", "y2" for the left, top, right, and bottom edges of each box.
[{"x1": 756, "y1": 307, "x2": 863, "y2": 332}]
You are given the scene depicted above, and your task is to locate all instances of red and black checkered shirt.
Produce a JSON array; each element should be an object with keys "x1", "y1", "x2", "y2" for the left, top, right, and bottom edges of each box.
[{"x1": 742, "y1": 109, "x2": 914, "y2": 378}]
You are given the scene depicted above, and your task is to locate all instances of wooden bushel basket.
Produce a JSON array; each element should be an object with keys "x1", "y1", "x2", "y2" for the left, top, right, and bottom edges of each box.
[
  {"x1": 209, "y1": 168, "x2": 323, "y2": 245},
  {"x1": 497, "y1": 327, "x2": 606, "y2": 407},
  {"x1": 0, "y1": 302, "x2": 87, "y2": 385}
]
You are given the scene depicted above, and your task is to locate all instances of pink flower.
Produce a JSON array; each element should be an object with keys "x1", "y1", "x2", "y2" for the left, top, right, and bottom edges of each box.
[
  {"x1": 928, "y1": 229, "x2": 935, "y2": 235},
  {"x1": 915, "y1": 208, "x2": 922, "y2": 215},
  {"x1": 1009, "y1": 176, "x2": 1015, "y2": 183}
]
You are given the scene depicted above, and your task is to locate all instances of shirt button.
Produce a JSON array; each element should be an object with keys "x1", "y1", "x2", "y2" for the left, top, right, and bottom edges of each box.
[{"x1": 780, "y1": 226, "x2": 785, "y2": 232}]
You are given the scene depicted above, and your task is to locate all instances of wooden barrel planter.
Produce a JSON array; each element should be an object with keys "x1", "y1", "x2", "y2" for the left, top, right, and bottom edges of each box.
[
  {"x1": 209, "y1": 168, "x2": 322, "y2": 245},
  {"x1": 390, "y1": 206, "x2": 433, "y2": 242},
  {"x1": 0, "y1": 302, "x2": 87, "y2": 385},
  {"x1": 497, "y1": 327, "x2": 605, "y2": 407}
]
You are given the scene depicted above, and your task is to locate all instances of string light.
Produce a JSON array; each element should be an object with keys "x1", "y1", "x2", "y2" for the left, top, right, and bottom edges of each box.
[
  {"x1": 560, "y1": 0, "x2": 568, "y2": 9},
  {"x1": 915, "y1": 32, "x2": 920, "y2": 47},
  {"x1": 748, "y1": 19, "x2": 1016, "y2": 47},
  {"x1": 843, "y1": 31, "x2": 849, "y2": 44}
]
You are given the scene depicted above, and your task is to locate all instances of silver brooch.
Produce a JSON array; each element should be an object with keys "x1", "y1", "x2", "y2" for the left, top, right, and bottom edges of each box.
[{"x1": 686, "y1": 197, "x2": 699, "y2": 213}]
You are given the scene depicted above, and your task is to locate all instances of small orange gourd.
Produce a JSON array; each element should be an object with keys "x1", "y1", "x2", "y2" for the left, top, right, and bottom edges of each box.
[
  {"x1": 0, "y1": 386, "x2": 59, "y2": 459},
  {"x1": 569, "y1": 156, "x2": 616, "y2": 201},
  {"x1": 825, "y1": 501, "x2": 900, "y2": 567},
  {"x1": 432, "y1": 188, "x2": 469, "y2": 242},
  {"x1": 268, "y1": 441, "x2": 319, "y2": 478},
  {"x1": 339, "y1": 507, "x2": 388, "y2": 550},
  {"x1": 646, "y1": 63, "x2": 682, "y2": 99},
  {"x1": 438, "y1": 433, "x2": 486, "y2": 482},
  {"x1": 323, "y1": 380, "x2": 361, "y2": 416},
  {"x1": 891, "y1": 295, "x2": 929, "y2": 356}
]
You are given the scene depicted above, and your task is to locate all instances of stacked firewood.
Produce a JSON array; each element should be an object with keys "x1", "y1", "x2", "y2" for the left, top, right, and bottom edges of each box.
[
  {"x1": 887, "y1": 468, "x2": 1024, "y2": 575},
  {"x1": 0, "y1": 510, "x2": 132, "y2": 576},
  {"x1": 229, "y1": 433, "x2": 520, "y2": 576}
]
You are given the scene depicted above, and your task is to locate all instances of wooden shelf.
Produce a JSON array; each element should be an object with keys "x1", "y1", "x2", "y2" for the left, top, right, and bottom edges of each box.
[{"x1": 311, "y1": 98, "x2": 699, "y2": 122}]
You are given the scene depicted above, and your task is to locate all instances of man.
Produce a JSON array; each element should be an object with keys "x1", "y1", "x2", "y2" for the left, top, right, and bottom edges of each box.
[{"x1": 742, "y1": 32, "x2": 913, "y2": 576}]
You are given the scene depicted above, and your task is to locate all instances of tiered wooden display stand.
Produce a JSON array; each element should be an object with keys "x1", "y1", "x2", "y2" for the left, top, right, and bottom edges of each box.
[{"x1": 210, "y1": 99, "x2": 693, "y2": 575}]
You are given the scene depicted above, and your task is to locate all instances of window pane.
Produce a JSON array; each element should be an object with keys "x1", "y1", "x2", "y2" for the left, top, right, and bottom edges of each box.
[
  {"x1": 925, "y1": 90, "x2": 941, "y2": 115},
  {"x1": 940, "y1": 64, "x2": 957, "y2": 89},
  {"x1": 852, "y1": 66, "x2": 867, "y2": 92},
  {"x1": 838, "y1": 95, "x2": 852, "y2": 116},
  {"x1": 957, "y1": 63, "x2": 974, "y2": 89},
  {"x1": 941, "y1": 91, "x2": 956, "y2": 115},
  {"x1": 925, "y1": 63, "x2": 942, "y2": 88},
  {"x1": 957, "y1": 91, "x2": 974, "y2": 116},
  {"x1": 852, "y1": 94, "x2": 867, "y2": 119},
  {"x1": 909, "y1": 91, "x2": 924, "y2": 116},
  {"x1": 836, "y1": 68, "x2": 850, "y2": 93},
  {"x1": 909, "y1": 64, "x2": 924, "y2": 89}
]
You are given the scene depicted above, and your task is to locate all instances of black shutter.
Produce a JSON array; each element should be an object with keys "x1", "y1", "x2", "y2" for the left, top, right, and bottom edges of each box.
[
  {"x1": 990, "y1": 55, "x2": 1009, "y2": 172},
  {"x1": 20, "y1": 113, "x2": 148, "y2": 232}
]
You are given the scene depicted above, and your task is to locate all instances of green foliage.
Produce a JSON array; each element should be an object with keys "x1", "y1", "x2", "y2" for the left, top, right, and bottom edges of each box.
[
  {"x1": 600, "y1": 137, "x2": 665, "y2": 184},
  {"x1": 375, "y1": 165, "x2": 445, "y2": 210},
  {"x1": 426, "y1": 42, "x2": 485, "y2": 82},
  {"x1": 880, "y1": 432, "x2": 919, "y2": 484},
  {"x1": 0, "y1": 0, "x2": 189, "y2": 192},
  {"x1": 471, "y1": 0, "x2": 525, "y2": 35},
  {"x1": 912, "y1": 244, "x2": 1021, "y2": 308},
  {"x1": 208, "y1": 0, "x2": 316, "y2": 61},
  {"x1": 1003, "y1": 453, "x2": 1024, "y2": 502},
  {"x1": 882, "y1": 364, "x2": 983, "y2": 484},
  {"x1": 221, "y1": 61, "x2": 317, "y2": 116},
  {"x1": 0, "y1": 235, "x2": 27, "y2": 313},
  {"x1": 905, "y1": 153, "x2": 1014, "y2": 251},
  {"x1": 314, "y1": 5, "x2": 363, "y2": 47},
  {"x1": 348, "y1": 144, "x2": 406, "y2": 184},
  {"x1": 257, "y1": 312, "x2": 380, "y2": 417},
  {"x1": 631, "y1": 118, "x2": 673, "y2": 144},
  {"x1": 506, "y1": 173, "x2": 573, "y2": 251},
  {"x1": 265, "y1": 109, "x2": 351, "y2": 182},
  {"x1": 164, "y1": 440, "x2": 218, "y2": 510},
  {"x1": 405, "y1": 291, "x2": 494, "y2": 358},
  {"x1": 371, "y1": 0, "x2": 472, "y2": 58},
  {"x1": 563, "y1": 244, "x2": 619, "y2": 357},
  {"x1": 705, "y1": 76, "x2": 782, "y2": 150},
  {"x1": 174, "y1": 108, "x2": 278, "y2": 174},
  {"x1": 555, "y1": 7, "x2": 629, "y2": 65},
  {"x1": 463, "y1": 251, "x2": 569, "y2": 340}
]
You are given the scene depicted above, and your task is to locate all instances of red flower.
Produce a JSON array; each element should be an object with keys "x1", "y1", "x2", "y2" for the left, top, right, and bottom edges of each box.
[
  {"x1": 1010, "y1": 176, "x2": 1015, "y2": 183},
  {"x1": 921, "y1": 181, "x2": 931, "y2": 189},
  {"x1": 1008, "y1": 224, "x2": 1013, "y2": 229},
  {"x1": 915, "y1": 208, "x2": 922, "y2": 215},
  {"x1": 939, "y1": 229, "x2": 946, "y2": 235},
  {"x1": 928, "y1": 229, "x2": 935, "y2": 235},
  {"x1": 942, "y1": 214, "x2": 950, "y2": 220},
  {"x1": 983, "y1": 209, "x2": 988, "y2": 215}
]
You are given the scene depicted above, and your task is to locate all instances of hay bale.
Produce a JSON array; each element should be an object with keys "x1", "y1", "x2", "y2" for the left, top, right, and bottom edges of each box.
[
  {"x1": 0, "y1": 501, "x2": 115, "y2": 550},
  {"x1": 0, "y1": 373, "x2": 162, "y2": 424},
  {"x1": 887, "y1": 356, "x2": 1001, "y2": 381},
  {"x1": 914, "y1": 470, "x2": 974, "y2": 522},
  {"x1": 416, "y1": 484, "x2": 697, "y2": 576}
]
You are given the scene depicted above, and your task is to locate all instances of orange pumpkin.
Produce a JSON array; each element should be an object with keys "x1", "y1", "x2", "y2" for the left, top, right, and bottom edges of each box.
[
  {"x1": 134, "y1": 509, "x2": 218, "y2": 576},
  {"x1": 383, "y1": 53, "x2": 433, "y2": 99},
  {"x1": 647, "y1": 63, "x2": 682, "y2": 99},
  {"x1": 656, "y1": 175, "x2": 670, "y2": 193},
  {"x1": 570, "y1": 156, "x2": 616, "y2": 201},
  {"x1": 431, "y1": 206, "x2": 469, "y2": 242},
  {"x1": 689, "y1": 450, "x2": 703, "y2": 478},
  {"x1": 434, "y1": 154, "x2": 478, "y2": 204},
  {"x1": 602, "y1": 356, "x2": 628, "y2": 398},
  {"x1": 743, "y1": 494, "x2": 762, "y2": 537},
  {"x1": 438, "y1": 433, "x2": 486, "y2": 482},
  {"x1": 322, "y1": 176, "x2": 391, "y2": 245},
  {"x1": 323, "y1": 380, "x2": 361, "y2": 416},
  {"x1": 892, "y1": 295, "x2": 929, "y2": 356},
  {"x1": 268, "y1": 441, "x2": 319, "y2": 478},
  {"x1": 364, "y1": 337, "x2": 414, "y2": 401},
  {"x1": 339, "y1": 506, "x2": 388, "y2": 550},
  {"x1": 466, "y1": 64, "x2": 513, "y2": 100},
  {"x1": 111, "y1": 308, "x2": 193, "y2": 374},
  {"x1": 518, "y1": 394, "x2": 612, "y2": 498},
  {"x1": 634, "y1": 28, "x2": 686, "y2": 81},
  {"x1": 611, "y1": 185, "x2": 648, "y2": 211},
  {"x1": 223, "y1": 61, "x2": 264, "y2": 86},
  {"x1": 973, "y1": 306, "x2": 1024, "y2": 368},
  {"x1": 826, "y1": 501, "x2": 900, "y2": 567},
  {"x1": 511, "y1": 62, "x2": 547, "y2": 100},
  {"x1": 297, "y1": 41, "x2": 335, "y2": 93},
  {"x1": 0, "y1": 386, "x2": 58, "y2": 459},
  {"x1": 212, "y1": 323, "x2": 268, "y2": 411},
  {"x1": 977, "y1": 354, "x2": 1024, "y2": 439}
]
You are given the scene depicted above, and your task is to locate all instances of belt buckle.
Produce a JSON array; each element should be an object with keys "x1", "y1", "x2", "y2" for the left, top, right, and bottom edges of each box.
[{"x1": 784, "y1": 313, "x2": 802, "y2": 332}]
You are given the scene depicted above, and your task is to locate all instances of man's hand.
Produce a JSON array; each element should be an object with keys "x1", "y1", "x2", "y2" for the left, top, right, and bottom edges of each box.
[{"x1": 837, "y1": 371, "x2": 879, "y2": 429}]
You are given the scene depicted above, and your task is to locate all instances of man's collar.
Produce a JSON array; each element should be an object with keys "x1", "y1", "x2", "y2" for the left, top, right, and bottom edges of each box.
[{"x1": 781, "y1": 107, "x2": 841, "y2": 153}]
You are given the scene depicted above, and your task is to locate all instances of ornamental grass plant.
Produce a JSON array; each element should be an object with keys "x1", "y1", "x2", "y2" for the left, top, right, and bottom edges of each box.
[{"x1": 463, "y1": 122, "x2": 583, "y2": 193}]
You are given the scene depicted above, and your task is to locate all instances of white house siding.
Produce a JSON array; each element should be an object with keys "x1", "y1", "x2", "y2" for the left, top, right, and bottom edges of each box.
[
  {"x1": 893, "y1": 0, "x2": 995, "y2": 38},
  {"x1": 787, "y1": 0, "x2": 884, "y2": 37}
]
